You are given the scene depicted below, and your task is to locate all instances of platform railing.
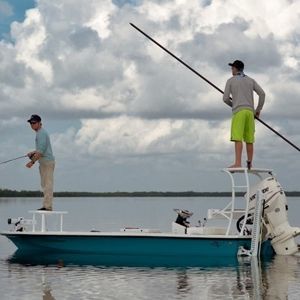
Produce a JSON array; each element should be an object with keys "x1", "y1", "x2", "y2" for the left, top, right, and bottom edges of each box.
[{"x1": 28, "y1": 210, "x2": 68, "y2": 232}]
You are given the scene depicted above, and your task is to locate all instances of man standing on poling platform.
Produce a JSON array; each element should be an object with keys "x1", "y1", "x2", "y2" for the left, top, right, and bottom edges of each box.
[{"x1": 223, "y1": 60, "x2": 265, "y2": 169}]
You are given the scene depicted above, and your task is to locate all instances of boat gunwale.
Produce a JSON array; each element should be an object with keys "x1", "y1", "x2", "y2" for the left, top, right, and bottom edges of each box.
[{"x1": 0, "y1": 231, "x2": 251, "y2": 239}]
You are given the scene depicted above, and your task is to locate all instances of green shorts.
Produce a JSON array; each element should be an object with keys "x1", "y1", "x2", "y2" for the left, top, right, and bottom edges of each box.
[{"x1": 231, "y1": 109, "x2": 255, "y2": 143}]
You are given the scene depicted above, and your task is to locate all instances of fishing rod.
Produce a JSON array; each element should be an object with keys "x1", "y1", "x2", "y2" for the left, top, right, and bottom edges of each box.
[
  {"x1": 0, "y1": 155, "x2": 27, "y2": 165},
  {"x1": 130, "y1": 22, "x2": 300, "y2": 152}
]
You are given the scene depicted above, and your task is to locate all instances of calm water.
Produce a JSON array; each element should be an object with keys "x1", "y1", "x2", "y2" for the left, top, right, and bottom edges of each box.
[{"x1": 1, "y1": 197, "x2": 300, "y2": 300}]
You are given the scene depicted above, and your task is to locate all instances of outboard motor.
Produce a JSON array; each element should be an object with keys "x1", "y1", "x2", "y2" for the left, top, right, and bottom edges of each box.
[{"x1": 242, "y1": 176, "x2": 300, "y2": 255}]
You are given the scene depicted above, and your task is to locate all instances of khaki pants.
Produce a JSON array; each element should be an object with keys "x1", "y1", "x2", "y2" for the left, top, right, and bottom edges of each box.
[{"x1": 39, "y1": 160, "x2": 55, "y2": 209}]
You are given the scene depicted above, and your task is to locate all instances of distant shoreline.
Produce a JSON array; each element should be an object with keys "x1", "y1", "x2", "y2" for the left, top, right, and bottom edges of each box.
[{"x1": 1, "y1": 189, "x2": 300, "y2": 197}]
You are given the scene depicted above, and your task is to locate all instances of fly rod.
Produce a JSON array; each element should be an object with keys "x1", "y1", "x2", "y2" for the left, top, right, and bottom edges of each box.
[
  {"x1": 130, "y1": 22, "x2": 300, "y2": 152},
  {"x1": 0, "y1": 155, "x2": 27, "y2": 165}
]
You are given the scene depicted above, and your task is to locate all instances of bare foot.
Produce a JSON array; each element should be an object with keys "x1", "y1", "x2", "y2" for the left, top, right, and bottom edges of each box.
[{"x1": 228, "y1": 164, "x2": 242, "y2": 168}]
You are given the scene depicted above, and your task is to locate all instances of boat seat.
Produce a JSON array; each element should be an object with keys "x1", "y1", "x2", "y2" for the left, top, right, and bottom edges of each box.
[
  {"x1": 172, "y1": 222, "x2": 186, "y2": 234},
  {"x1": 187, "y1": 226, "x2": 227, "y2": 235}
]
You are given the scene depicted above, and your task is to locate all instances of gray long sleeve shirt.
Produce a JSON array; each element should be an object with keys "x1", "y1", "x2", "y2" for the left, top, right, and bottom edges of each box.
[{"x1": 223, "y1": 74, "x2": 265, "y2": 114}]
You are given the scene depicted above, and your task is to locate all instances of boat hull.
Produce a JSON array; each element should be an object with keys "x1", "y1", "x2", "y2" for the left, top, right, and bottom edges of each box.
[{"x1": 2, "y1": 232, "x2": 275, "y2": 267}]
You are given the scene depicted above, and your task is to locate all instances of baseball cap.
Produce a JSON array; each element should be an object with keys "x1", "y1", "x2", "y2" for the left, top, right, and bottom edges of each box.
[
  {"x1": 228, "y1": 60, "x2": 244, "y2": 70},
  {"x1": 27, "y1": 114, "x2": 41, "y2": 123}
]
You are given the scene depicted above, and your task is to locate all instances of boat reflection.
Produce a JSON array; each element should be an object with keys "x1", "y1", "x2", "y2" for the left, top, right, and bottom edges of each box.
[
  {"x1": 8, "y1": 250, "x2": 244, "y2": 268},
  {"x1": 204, "y1": 255, "x2": 300, "y2": 299},
  {"x1": 259, "y1": 255, "x2": 300, "y2": 299},
  {"x1": 7, "y1": 252, "x2": 300, "y2": 299}
]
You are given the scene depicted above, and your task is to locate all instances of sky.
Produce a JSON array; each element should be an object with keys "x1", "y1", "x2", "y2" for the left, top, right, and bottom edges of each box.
[{"x1": 0, "y1": 0, "x2": 300, "y2": 193}]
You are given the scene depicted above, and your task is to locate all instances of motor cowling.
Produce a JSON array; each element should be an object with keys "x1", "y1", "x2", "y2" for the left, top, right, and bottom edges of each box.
[{"x1": 246, "y1": 176, "x2": 300, "y2": 255}]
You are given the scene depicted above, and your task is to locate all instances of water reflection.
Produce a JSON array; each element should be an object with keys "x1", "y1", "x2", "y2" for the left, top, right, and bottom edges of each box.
[
  {"x1": 260, "y1": 255, "x2": 300, "y2": 299},
  {"x1": 176, "y1": 270, "x2": 192, "y2": 295},
  {"x1": 204, "y1": 255, "x2": 300, "y2": 299},
  {"x1": 42, "y1": 285, "x2": 55, "y2": 300},
  {"x1": 3, "y1": 254, "x2": 300, "y2": 300},
  {"x1": 170, "y1": 255, "x2": 300, "y2": 299},
  {"x1": 8, "y1": 250, "x2": 243, "y2": 268}
]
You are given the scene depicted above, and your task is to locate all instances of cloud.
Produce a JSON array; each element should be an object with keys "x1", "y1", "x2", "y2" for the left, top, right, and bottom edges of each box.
[
  {"x1": 1, "y1": 0, "x2": 300, "y2": 191},
  {"x1": 63, "y1": 116, "x2": 228, "y2": 157},
  {"x1": 179, "y1": 19, "x2": 282, "y2": 73},
  {"x1": 1, "y1": 0, "x2": 298, "y2": 122},
  {"x1": 0, "y1": 0, "x2": 296, "y2": 120}
]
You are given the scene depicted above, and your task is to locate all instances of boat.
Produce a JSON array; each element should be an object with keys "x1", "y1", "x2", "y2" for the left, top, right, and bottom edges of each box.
[{"x1": 1, "y1": 168, "x2": 300, "y2": 267}]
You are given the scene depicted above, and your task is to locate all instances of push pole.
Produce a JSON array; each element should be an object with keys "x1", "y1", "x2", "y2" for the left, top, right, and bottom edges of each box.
[{"x1": 130, "y1": 23, "x2": 300, "y2": 152}]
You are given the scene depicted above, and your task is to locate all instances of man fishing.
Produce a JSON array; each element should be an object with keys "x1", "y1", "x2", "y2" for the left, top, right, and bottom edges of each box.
[
  {"x1": 223, "y1": 60, "x2": 265, "y2": 169},
  {"x1": 26, "y1": 114, "x2": 55, "y2": 211}
]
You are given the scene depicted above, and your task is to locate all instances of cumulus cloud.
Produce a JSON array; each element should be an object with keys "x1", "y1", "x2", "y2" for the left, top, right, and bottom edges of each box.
[
  {"x1": 55, "y1": 116, "x2": 228, "y2": 157},
  {"x1": 1, "y1": 0, "x2": 299, "y2": 121},
  {"x1": 1, "y1": 0, "x2": 300, "y2": 191}
]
